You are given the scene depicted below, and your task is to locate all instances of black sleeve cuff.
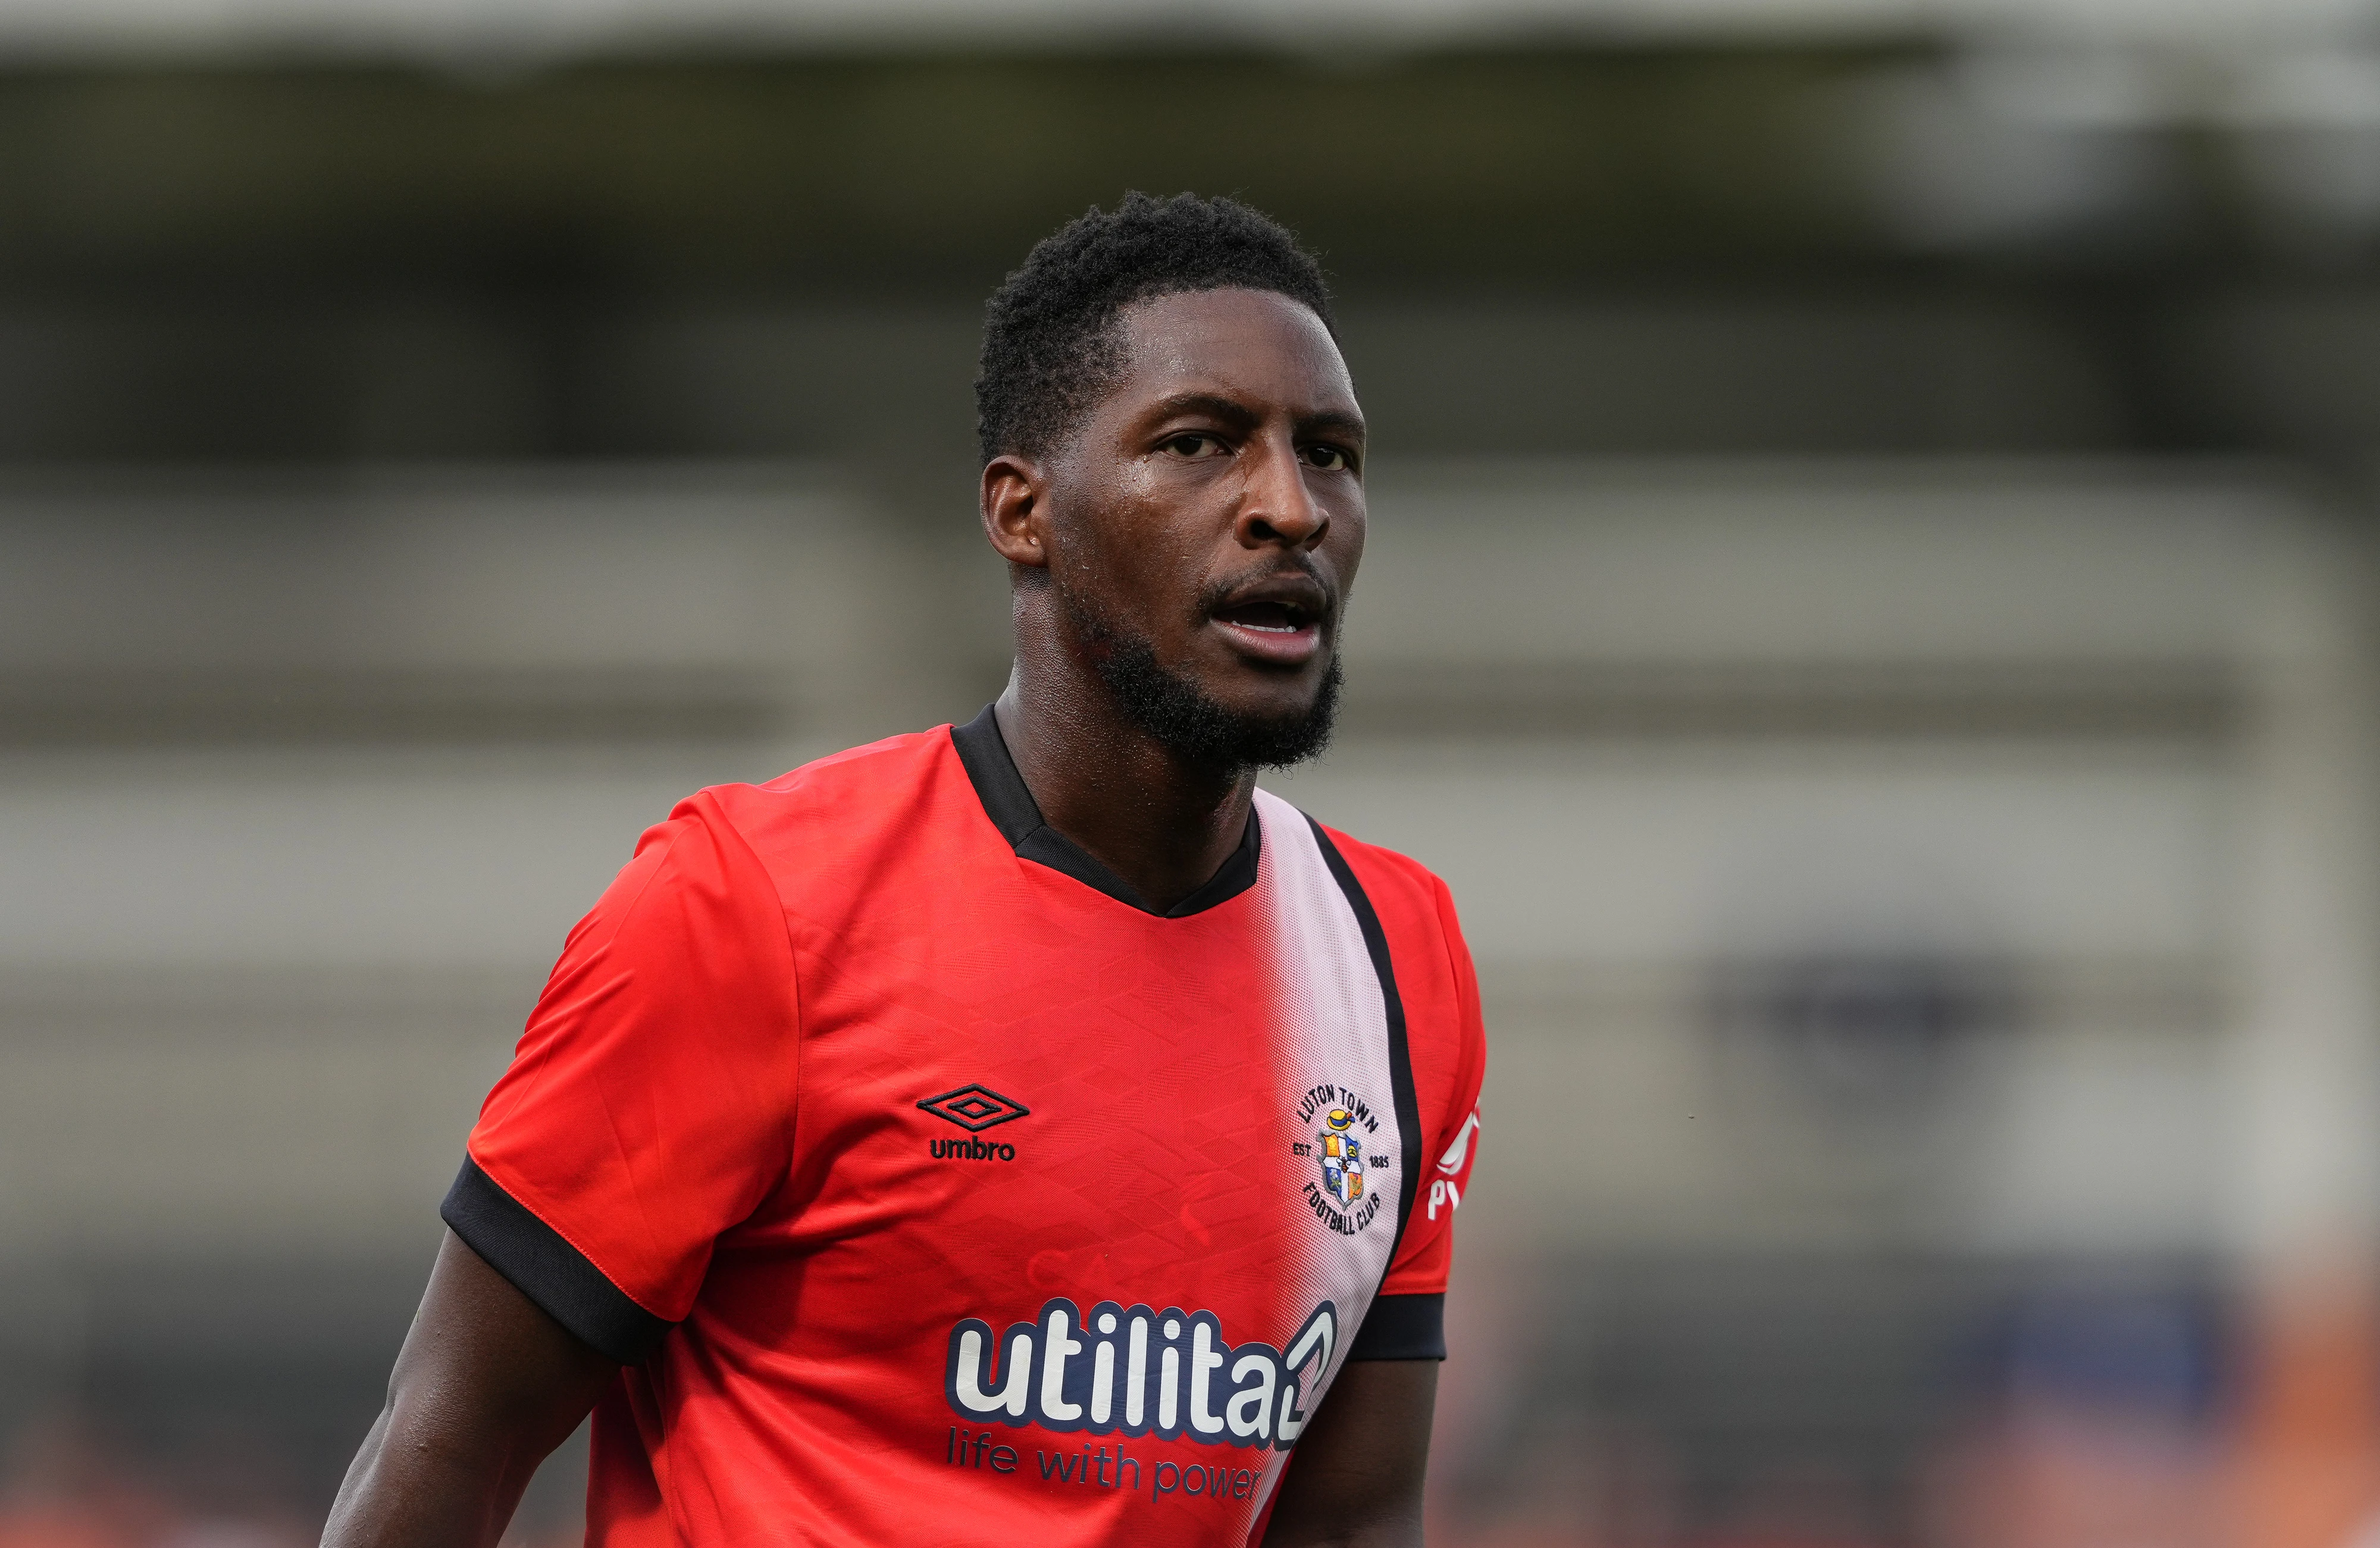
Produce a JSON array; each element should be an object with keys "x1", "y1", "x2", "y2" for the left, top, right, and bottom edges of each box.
[
  {"x1": 441, "y1": 1158, "x2": 673, "y2": 1365},
  {"x1": 1348, "y1": 1293, "x2": 1446, "y2": 1361}
]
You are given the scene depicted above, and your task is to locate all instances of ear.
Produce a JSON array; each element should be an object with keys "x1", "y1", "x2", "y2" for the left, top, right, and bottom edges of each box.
[{"x1": 980, "y1": 454, "x2": 1048, "y2": 570}]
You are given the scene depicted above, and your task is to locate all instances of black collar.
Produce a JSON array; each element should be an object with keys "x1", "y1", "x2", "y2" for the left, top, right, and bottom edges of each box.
[{"x1": 949, "y1": 703, "x2": 1261, "y2": 918}]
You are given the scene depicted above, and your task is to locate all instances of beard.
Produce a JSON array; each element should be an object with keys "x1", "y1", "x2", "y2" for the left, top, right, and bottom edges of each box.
[{"x1": 1056, "y1": 580, "x2": 1342, "y2": 775}]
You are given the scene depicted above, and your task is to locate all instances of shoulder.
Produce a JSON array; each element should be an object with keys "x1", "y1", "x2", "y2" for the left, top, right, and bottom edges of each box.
[
  {"x1": 1307, "y1": 821, "x2": 1465, "y2": 962},
  {"x1": 724, "y1": 721, "x2": 959, "y2": 815},
  {"x1": 572, "y1": 723, "x2": 973, "y2": 992},
  {"x1": 1303, "y1": 818, "x2": 1477, "y2": 1019},
  {"x1": 1302, "y1": 817, "x2": 1487, "y2": 1133},
  {"x1": 677, "y1": 723, "x2": 975, "y2": 875},
  {"x1": 583, "y1": 725, "x2": 968, "y2": 929}
]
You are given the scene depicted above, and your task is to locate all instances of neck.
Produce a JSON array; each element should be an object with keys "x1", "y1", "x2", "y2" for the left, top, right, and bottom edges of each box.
[{"x1": 992, "y1": 656, "x2": 1254, "y2": 916}]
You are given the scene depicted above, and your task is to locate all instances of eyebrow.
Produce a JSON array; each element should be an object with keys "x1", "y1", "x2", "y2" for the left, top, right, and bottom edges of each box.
[
  {"x1": 1143, "y1": 392, "x2": 1368, "y2": 442},
  {"x1": 1298, "y1": 409, "x2": 1370, "y2": 443}
]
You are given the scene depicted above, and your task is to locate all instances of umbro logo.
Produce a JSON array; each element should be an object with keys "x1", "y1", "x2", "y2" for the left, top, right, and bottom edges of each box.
[
  {"x1": 920, "y1": 1084, "x2": 1030, "y2": 1165},
  {"x1": 918, "y1": 1084, "x2": 1031, "y2": 1133}
]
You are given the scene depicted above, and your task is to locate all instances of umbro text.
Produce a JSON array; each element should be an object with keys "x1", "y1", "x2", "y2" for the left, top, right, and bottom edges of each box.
[{"x1": 929, "y1": 1137, "x2": 1017, "y2": 1161}]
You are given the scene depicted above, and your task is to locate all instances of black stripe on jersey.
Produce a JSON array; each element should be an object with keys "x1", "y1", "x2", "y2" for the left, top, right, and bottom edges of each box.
[
  {"x1": 441, "y1": 1158, "x2": 672, "y2": 1365},
  {"x1": 1348, "y1": 1293, "x2": 1448, "y2": 1361},
  {"x1": 1304, "y1": 817, "x2": 1427, "y2": 1269},
  {"x1": 951, "y1": 703, "x2": 1260, "y2": 918}
]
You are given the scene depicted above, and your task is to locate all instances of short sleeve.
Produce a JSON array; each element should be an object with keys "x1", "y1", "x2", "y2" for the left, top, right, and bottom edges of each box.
[
  {"x1": 1350, "y1": 873, "x2": 1486, "y2": 1360},
  {"x1": 443, "y1": 790, "x2": 798, "y2": 1363}
]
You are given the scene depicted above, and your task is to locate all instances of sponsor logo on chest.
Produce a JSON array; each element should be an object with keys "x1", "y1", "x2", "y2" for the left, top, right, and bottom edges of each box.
[{"x1": 944, "y1": 1296, "x2": 1336, "y2": 1454}]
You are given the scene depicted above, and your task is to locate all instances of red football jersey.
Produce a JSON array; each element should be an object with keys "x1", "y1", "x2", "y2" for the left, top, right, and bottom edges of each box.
[{"x1": 444, "y1": 706, "x2": 1487, "y2": 1547}]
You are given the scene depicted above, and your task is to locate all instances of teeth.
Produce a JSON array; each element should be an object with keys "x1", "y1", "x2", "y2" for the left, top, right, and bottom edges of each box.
[{"x1": 1215, "y1": 600, "x2": 1314, "y2": 635}]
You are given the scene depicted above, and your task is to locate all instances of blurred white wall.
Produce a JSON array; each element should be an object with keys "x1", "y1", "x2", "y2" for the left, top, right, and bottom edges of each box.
[{"x1": 2, "y1": 458, "x2": 2362, "y2": 1282}]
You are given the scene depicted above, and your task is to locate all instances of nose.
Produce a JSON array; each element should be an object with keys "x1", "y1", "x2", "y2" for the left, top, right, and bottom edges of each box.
[{"x1": 1232, "y1": 435, "x2": 1327, "y2": 552}]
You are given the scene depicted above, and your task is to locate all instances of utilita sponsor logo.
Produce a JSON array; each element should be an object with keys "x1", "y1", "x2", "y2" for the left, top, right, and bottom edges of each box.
[{"x1": 944, "y1": 1297, "x2": 1336, "y2": 1453}]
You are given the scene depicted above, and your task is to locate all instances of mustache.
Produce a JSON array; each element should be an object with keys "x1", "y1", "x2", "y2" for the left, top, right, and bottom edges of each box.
[{"x1": 1192, "y1": 555, "x2": 1336, "y2": 624}]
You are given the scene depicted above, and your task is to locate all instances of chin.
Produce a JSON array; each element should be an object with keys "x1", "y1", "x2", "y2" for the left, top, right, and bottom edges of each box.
[
  {"x1": 1205, "y1": 676, "x2": 1326, "y2": 727},
  {"x1": 1102, "y1": 651, "x2": 1344, "y2": 774}
]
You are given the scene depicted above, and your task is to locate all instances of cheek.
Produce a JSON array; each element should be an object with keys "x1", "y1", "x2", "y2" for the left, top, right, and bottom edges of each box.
[
  {"x1": 1114, "y1": 535, "x2": 1204, "y2": 623},
  {"x1": 1053, "y1": 498, "x2": 1192, "y2": 614},
  {"x1": 1326, "y1": 509, "x2": 1367, "y2": 584}
]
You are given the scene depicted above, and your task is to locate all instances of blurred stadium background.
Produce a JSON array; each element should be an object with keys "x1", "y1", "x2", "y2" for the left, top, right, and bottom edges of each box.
[{"x1": 8, "y1": 0, "x2": 2380, "y2": 1544}]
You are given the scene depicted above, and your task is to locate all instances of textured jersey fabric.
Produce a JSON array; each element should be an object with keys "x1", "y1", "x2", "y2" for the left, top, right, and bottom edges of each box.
[{"x1": 446, "y1": 706, "x2": 1487, "y2": 1547}]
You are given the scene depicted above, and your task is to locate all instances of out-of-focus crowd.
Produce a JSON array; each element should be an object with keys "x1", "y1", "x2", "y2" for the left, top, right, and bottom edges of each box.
[
  {"x1": 0, "y1": 1421, "x2": 306, "y2": 1548},
  {"x1": 0, "y1": 1418, "x2": 594, "y2": 1548}
]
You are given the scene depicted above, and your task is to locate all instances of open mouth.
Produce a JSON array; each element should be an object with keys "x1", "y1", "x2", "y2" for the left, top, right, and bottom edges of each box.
[
  {"x1": 1207, "y1": 577, "x2": 1331, "y2": 666},
  {"x1": 1213, "y1": 599, "x2": 1314, "y2": 634}
]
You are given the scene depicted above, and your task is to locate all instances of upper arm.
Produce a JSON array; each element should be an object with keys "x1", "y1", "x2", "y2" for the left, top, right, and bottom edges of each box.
[
  {"x1": 1261, "y1": 1358, "x2": 1438, "y2": 1548},
  {"x1": 1344, "y1": 854, "x2": 1488, "y2": 1362},
  {"x1": 455, "y1": 793, "x2": 800, "y2": 1353},
  {"x1": 1380, "y1": 872, "x2": 1485, "y2": 1296},
  {"x1": 328, "y1": 795, "x2": 798, "y2": 1548},
  {"x1": 321, "y1": 1231, "x2": 619, "y2": 1548},
  {"x1": 388, "y1": 1230, "x2": 621, "y2": 1447}
]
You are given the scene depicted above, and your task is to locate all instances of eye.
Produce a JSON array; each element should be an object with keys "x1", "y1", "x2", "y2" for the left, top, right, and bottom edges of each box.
[
  {"x1": 1161, "y1": 433, "x2": 1225, "y2": 459},
  {"x1": 1302, "y1": 444, "x2": 1352, "y2": 471}
]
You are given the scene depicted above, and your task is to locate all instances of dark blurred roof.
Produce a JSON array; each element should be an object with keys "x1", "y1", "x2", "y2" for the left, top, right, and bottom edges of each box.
[
  {"x1": 0, "y1": 50, "x2": 1914, "y2": 292},
  {"x1": 0, "y1": 47, "x2": 2372, "y2": 467}
]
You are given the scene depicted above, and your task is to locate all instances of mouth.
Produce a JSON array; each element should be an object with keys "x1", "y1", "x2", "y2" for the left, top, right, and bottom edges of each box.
[
  {"x1": 1213, "y1": 598, "x2": 1316, "y2": 634},
  {"x1": 1207, "y1": 576, "x2": 1332, "y2": 667}
]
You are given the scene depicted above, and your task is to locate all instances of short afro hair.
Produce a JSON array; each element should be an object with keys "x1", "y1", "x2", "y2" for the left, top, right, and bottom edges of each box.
[{"x1": 975, "y1": 192, "x2": 1335, "y2": 464}]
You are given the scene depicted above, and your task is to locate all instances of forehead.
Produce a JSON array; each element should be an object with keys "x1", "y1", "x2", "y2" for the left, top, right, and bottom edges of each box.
[{"x1": 1103, "y1": 287, "x2": 1358, "y2": 418}]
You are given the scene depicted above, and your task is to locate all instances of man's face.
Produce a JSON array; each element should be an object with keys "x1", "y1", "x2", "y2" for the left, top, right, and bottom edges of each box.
[{"x1": 1034, "y1": 287, "x2": 1367, "y2": 769}]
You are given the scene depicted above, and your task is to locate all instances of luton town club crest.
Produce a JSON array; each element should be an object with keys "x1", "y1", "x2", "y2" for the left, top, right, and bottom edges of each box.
[
  {"x1": 1317, "y1": 1108, "x2": 1365, "y2": 1206},
  {"x1": 1291, "y1": 1083, "x2": 1386, "y2": 1235}
]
